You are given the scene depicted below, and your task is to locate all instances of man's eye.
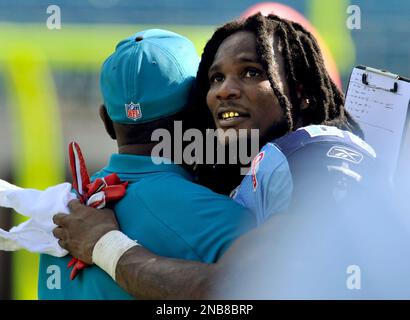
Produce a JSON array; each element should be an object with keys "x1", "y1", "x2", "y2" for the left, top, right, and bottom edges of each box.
[
  {"x1": 244, "y1": 68, "x2": 262, "y2": 78},
  {"x1": 209, "y1": 73, "x2": 224, "y2": 83}
]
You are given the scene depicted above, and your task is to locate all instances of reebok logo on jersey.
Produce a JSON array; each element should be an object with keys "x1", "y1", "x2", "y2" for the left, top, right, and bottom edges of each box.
[{"x1": 327, "y1": 146, "x2": 363, "y2": 164}]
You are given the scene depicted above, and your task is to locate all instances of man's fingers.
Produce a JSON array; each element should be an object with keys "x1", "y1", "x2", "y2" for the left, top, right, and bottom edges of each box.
[
  {"x1": 52, "y1": 227, "x2": 64, "y2": 239},
  {"x1": 53, "y1": 213, "x2": 68, "y2": 226},
  {"x1": 68, "y1": 199, "x2": 84, "y2": 212}
]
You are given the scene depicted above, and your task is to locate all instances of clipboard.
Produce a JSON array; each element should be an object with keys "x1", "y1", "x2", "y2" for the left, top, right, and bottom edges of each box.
[{"x1": 344, "y1": 65, "x2": 410, "y2": 181}]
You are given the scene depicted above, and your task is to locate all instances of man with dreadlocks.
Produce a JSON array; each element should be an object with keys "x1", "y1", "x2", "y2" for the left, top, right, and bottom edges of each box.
[
  {"x1": 53, "y1": 13, "x2": 410, "y2": 299},
  {"x1": 193, "y1": 12, "x2": 365, "y2": 196}
]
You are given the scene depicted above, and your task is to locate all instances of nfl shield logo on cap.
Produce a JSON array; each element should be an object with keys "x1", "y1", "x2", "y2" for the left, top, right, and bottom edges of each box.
[{"x1": 125, "y1": 102, "x2": 142, "y2": 121}]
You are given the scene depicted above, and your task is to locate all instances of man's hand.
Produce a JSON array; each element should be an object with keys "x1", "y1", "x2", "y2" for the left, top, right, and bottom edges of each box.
[{"x1": 53, "y1": 200, "x2": 119, "y2": 264}]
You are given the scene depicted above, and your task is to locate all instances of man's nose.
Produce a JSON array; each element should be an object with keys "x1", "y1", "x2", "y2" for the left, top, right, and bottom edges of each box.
[{"x1": 216, "y1": 77, "x2": 241, "y2": 100}]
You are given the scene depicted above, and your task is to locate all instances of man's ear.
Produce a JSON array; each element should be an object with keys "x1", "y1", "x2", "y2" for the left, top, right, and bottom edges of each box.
[
  {"x1": 99, "y1": 105, "x2": 116, "y2": 140},
  {"x1": 296, "y1": 83, "x2": 310, "y2": 111}
]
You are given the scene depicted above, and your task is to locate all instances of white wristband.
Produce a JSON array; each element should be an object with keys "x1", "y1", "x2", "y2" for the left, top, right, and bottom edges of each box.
[{"x1": 92, "y1": 230, "x2": 139, "y2": 281}]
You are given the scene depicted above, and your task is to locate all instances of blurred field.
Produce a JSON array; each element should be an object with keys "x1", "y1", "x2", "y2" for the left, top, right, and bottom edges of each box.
[{"x1": 0, "y1": 23, "x2": 215, "y2": 67}]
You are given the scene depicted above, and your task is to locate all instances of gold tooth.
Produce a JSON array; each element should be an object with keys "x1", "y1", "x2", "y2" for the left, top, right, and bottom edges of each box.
[{"x1": 222, "y1": 111, "x2": 241, "y2": 119}]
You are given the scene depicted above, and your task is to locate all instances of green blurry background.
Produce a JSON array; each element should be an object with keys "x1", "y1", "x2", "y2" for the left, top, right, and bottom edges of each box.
[{"x1": 0, "y1": 0, "x2": 408, "y2": 299}]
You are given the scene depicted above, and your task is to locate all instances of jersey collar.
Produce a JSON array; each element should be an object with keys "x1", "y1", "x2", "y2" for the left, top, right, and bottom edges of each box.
[{"x1": 104, "y1": 153, "x2": 192, "y2": 179}]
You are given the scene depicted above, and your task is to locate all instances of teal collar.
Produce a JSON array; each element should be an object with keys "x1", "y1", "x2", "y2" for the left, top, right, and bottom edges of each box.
[{"x1": 104, "y1": 154, "x2": 192, "y2": 179}]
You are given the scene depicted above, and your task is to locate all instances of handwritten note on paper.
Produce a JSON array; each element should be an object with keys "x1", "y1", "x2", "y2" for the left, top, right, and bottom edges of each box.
[{"x1": 345, "y1": 67, "x2": 410, "y2": 178}]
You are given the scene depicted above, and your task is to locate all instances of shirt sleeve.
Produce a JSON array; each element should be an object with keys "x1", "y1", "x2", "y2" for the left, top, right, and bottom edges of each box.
[
  {"x1": 232, "y1": 143, "x2": 293, "y2": 226},
  {"x1": 284, "y1": 141, "x2": 376, "y2": 211}
]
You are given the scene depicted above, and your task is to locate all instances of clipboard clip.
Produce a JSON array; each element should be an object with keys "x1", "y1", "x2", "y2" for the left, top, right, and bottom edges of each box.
[{"x1": 361, "y1": 67, "x2": 399, "y2": 93}]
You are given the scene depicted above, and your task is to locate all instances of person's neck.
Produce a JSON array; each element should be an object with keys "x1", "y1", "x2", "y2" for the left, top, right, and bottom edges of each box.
[{"x1": 117, "y1": 142, "x2": 157, "y2": 156}]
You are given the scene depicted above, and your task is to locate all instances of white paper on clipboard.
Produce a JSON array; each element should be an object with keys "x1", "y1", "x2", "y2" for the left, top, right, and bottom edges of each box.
[{"x1": 345, "y1": 66, "x2": 410, "y2": 180}]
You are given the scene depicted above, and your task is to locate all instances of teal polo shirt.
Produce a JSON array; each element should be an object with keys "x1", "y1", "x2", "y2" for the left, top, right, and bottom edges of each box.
[{"x1": 38, "y1": 154, "x2": 254, "y2": 299}]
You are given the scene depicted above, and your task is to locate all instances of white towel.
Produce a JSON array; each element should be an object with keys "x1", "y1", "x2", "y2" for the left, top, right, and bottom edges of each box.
[{"x1": 0, "y1": 179, "x2": 77, "y2": 257}]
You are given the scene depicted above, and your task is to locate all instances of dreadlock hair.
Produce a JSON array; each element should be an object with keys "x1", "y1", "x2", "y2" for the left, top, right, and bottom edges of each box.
[{"x1": 190, "y1": 12, "x2": 363, "y2": 139}]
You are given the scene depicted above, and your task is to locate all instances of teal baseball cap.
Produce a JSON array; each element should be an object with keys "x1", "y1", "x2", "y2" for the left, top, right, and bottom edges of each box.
[{"x1": 100, "y1": 29, "x2": 200, "y2": 124}]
